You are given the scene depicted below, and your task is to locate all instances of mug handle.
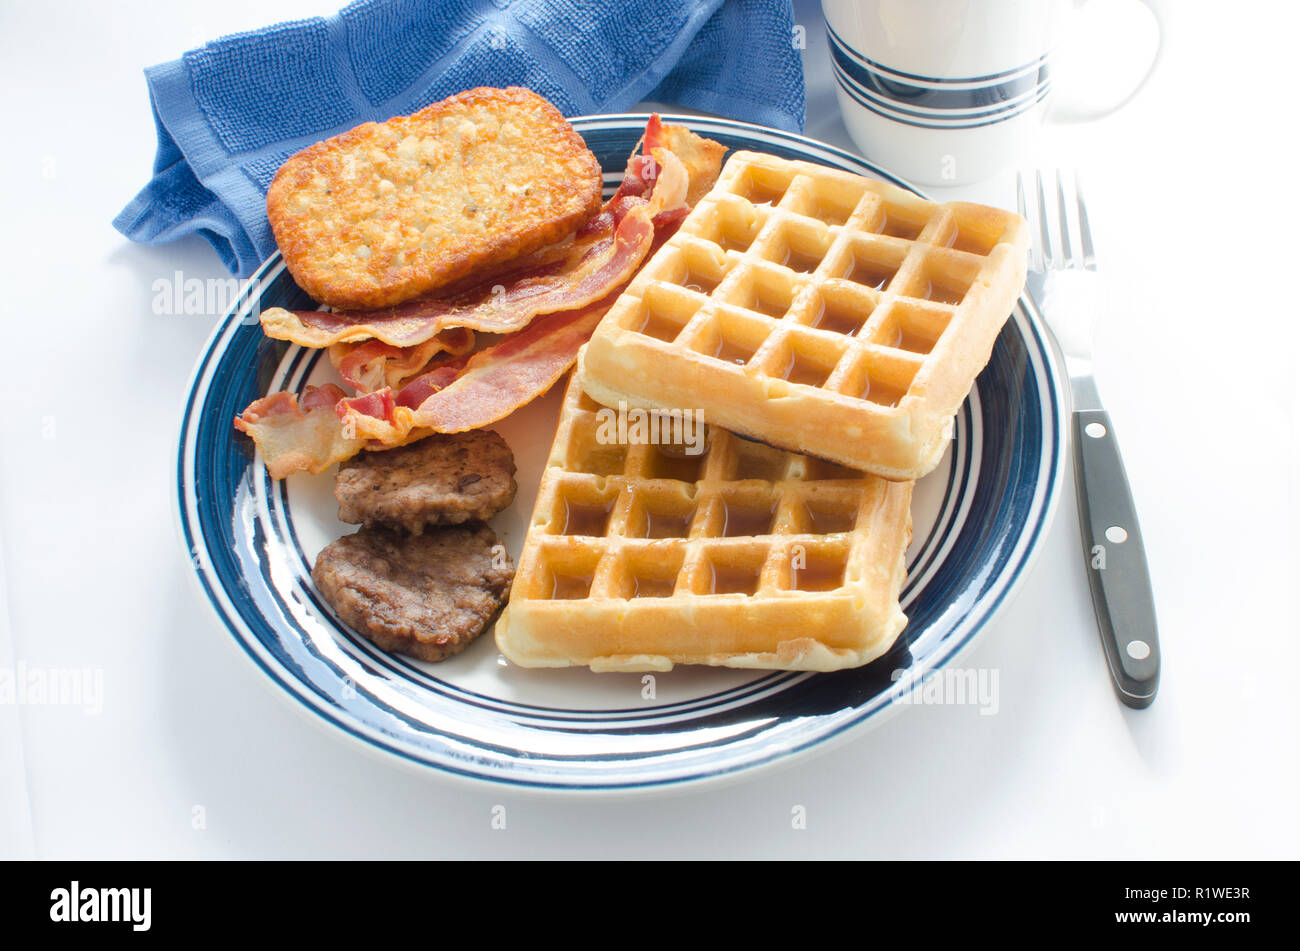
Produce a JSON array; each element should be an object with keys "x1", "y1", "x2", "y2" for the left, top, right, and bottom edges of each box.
[{"x1": 1052, "y1": 0, "x2": 1166, "y2": 122}]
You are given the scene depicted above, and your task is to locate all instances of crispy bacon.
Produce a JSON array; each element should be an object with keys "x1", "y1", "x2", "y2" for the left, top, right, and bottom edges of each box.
[
  {"x1": 336, "y1": 208, "x2": 691, "y2": 445},
  {"x1": 593, "y1": 115, "x2": 720, "y2": 211},
  {"x1": 657, "y1": 123, "x2": 728, "y2": 207},
  {"x1": 643, "y1": 112, "x2": 668, "y2": 152},
  {"x1": 328, "y1": 327, "x2": 474, "y2": 392},
  {"x1": 578, "y1": 124, "x2": 664, "y2": 237},
  {"x1": 233, "y1": 384, "x2": 363, "y2": 479},
  {"x1": 395, "y1": 357, "x2": 470, "y2": 410},
  {"x1": 409, "y1": 301, "x2": 613, "y2": 433},
  {"x1": 234, "y1": 117, "x2": 726, "y2": 478},
  {"x1": 337, "y1": 293, "x2": 618, "y2": 443},
  {"x1": 259, "y1": 213, "x2": 640, "y2": 347}
]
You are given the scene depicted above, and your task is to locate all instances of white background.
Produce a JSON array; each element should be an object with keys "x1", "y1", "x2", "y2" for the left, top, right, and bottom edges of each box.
[{"x1": 0, "y1": 0, "x2": 1295, "y2": 859}]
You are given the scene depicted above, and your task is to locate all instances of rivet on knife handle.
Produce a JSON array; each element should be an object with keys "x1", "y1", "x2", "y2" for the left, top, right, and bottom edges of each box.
[{"x1": 1072, "y1": 410, "x2": 1160, "y2": 708}]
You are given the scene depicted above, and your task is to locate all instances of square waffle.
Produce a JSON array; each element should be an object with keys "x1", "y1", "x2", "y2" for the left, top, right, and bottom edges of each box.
[
  {"x1": 578, "y1": 151, "x2": 1029, "y2": 480},
  {"x1": 494, "y1": 375, "x2": 913, "y2": 672}
]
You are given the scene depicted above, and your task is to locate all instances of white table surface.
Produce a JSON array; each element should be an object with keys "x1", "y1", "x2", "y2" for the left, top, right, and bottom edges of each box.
[{"x1": 1, "y1": 0, "x2": 1295, "y2": 859}]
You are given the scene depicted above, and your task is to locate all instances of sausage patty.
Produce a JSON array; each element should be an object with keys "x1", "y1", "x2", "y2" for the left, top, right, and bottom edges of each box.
[
  {"x1": 335, "y1": 430, "x2": 517, "y2": 534},
  {"x1": 312, "y1": 522, "x2": 514, "y2": 662}
]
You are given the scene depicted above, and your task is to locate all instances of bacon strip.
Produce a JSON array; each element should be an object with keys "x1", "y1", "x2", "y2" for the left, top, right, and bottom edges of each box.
[
  {"x1": 394, "y1": 357, "x2": 470, "y2": 411},
  {"x1": 232, "y1": 384, "x2": 363, "y2": 479},
  {"x1": 328, "y1": 327, "x2": 474, "y2": 392},
  {"x1": 657, "y1": 121, "x2": 728, "y2": 207},
  {"x1": 412, "y1": 302, "x2": 613, "y2": 432},
  {"x1": 335, "y1": 198, "x2": 693, "y2": 446},
  {"x1": 234, "y1": 118, "x2": 726, "y2": 478},
  {"x1": 259, "y1": 217, "x2": 630, "y2": 347},
  {"x1": 337, "y1": 294, "x2": 617, "y2": 443}
]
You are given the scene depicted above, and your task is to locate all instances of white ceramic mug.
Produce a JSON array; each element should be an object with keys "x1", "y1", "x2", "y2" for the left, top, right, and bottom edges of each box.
[{"x1": 822, "y1": 0, "x2": 1163, "y2": 185}]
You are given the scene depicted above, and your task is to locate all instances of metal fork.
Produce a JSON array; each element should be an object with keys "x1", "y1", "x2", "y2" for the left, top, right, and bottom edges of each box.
[{"x1": 1018, "y1": 170, "x2": 1160, "y2": 709}]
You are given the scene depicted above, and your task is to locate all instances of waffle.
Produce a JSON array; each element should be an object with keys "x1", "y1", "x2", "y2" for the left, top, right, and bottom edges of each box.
[
  {"x1": 494, "y1": 375, "x2": 913, "y2": 672},
  {"x1": 578, "y1": 151, "x2": 1029, "y2": 480}
]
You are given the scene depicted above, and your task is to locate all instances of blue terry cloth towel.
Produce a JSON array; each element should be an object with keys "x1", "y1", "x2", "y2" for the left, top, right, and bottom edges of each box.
[{"x1": 114, "y1": 0, "x2": 806, "y2": 278}]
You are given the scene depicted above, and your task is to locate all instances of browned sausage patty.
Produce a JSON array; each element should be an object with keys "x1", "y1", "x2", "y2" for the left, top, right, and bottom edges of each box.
[
  {"x1": 335, "y1": 430, "x2": 517, "y2": 534},
  {"x1": 312, "y1": 522, "x2": 514, "y2": 662}
]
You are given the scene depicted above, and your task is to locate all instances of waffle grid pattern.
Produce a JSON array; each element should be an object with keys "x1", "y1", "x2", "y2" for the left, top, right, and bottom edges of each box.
[
  {"x1": 579, "y1": 151, "x2": 1029, "y2": 479},
  {"x1": 496, "y1": 377, "x2": 913, "y2": 672},
  {"x1": 521, "y1": 391, "x2": 875, "y2": 603}
]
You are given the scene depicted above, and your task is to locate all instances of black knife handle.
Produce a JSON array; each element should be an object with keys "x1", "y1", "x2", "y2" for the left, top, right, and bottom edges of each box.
[{"x1": 1072, "y1": 409, "x2": 1160, "y2": 708}]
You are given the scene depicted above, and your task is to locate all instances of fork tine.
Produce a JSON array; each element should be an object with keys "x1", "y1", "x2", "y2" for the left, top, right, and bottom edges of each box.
[
  {"x1": 1034, "y1": 169, "x2": 1054, "y2": 269},
  {"x1": 1055, "y1": 170, "x2": 1073, "y2": 268},
  {"x1": 1015, "y1": 171, "x2": 1036, "y2": 270},
  {"x1": 1075, "y1": 170, "x2": 1097, "y2": 271}
]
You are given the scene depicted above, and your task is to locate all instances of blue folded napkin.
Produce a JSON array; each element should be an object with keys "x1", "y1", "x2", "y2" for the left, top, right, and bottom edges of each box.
[{"x1": 114, "y1": 0, "x2": 805, "y2": 277}]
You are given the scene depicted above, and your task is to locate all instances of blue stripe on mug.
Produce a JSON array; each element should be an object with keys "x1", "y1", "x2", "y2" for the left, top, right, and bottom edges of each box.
[
  {"x1": 832, "y1": 61, "x2": 1051, "y2": 124},
  {"x1": 832, "y1": 65, "x2": 1051, "y2": 131},
  {"x1": 825, "y1": 20, "x2": 1049, "y2": 87},
  {"x1": 831, "y1": 58, "x2": 1046, "y2": 125},
  {"x1": 828, "y1": 36, "x2": 1049, "y2": 114}
]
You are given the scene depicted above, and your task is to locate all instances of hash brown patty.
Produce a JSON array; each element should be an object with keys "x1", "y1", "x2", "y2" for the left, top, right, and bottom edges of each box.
[
  {"x1": 267, "y1": 86, "x2": 603, "y2": 310},
  {"x1": 335, "y1": 430, "x2": 517, "y2": 533},
  {"x1": 312, "y1": 522, "x2": 514, "y2": 662}
]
